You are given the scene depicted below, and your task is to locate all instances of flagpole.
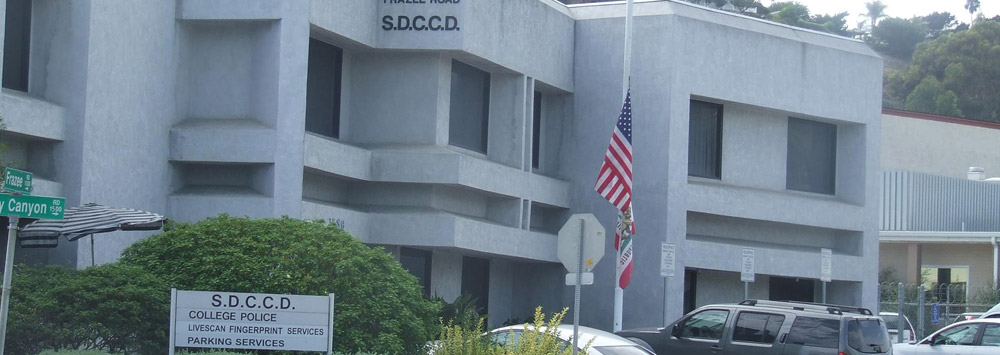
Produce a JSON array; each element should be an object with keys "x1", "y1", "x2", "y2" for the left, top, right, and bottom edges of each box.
[{"x1": 614, "y1": 0, "x2": 634, "y2": 333}]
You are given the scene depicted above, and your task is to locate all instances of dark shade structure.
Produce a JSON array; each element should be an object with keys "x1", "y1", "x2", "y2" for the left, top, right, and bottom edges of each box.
[{"x1": 17, "y1": 203, "x2": 166, "y2": 248}]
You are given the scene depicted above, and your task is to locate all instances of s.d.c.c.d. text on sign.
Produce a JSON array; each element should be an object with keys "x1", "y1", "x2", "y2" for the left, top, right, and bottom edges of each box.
[{"x1": 169, "y1": 289, "x2": 334, "y2": 354}]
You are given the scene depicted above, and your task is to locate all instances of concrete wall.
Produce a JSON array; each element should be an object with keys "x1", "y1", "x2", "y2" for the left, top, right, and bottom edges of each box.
[{"x1": 568, "y1": 1, "x2": 881, "y2": 328}]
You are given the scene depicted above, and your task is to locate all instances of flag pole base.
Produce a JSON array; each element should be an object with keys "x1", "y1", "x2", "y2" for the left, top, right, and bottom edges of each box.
[{"x1": 614, "y1": 287, "x2": 624, "y2": 332}]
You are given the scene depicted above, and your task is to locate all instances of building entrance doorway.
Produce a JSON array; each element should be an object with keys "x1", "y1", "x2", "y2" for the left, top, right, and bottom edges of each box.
[{"x1": 769, "y1": 277, "x2": 815, "y2": 302}]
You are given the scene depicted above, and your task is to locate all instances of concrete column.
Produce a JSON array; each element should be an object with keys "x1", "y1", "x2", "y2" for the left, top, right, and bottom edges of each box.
[{"x1": 906, "y1": 243, "x2": 922, "y2": 284}]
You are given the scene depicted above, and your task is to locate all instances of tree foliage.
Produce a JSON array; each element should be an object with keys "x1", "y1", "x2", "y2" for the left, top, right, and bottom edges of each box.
[
  {"x1": 923, "y1": 12, "x2": 957, "y2": 38},
  {"x1": 865, "y1": 0, "x2": 888, "y2": 30},
  {"x1": 885, "y1": 20, "x2": 1000, "y2": 121},
  {"x1": 7, "y1": 264, "x2": 170, "y2": 354},
  {"x1": 118, "y1": 215, "x2": 441, "y2": 354},
  {"x1": 871, "y1": 17, "x2": 929, "y2": 59},
  {"x1": 904, "y1": 77, "x2": 962, "y2": 117}
]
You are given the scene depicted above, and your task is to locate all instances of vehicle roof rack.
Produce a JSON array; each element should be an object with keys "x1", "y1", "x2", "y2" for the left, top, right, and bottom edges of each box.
[{"x1": 739, "y1": 300, "x2": 873, "y2": 316}]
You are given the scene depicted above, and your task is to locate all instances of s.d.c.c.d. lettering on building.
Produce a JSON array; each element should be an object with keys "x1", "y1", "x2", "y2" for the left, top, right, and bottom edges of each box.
[{"x1": 381, "y1": 0, "x2": 461, "y2": 32}]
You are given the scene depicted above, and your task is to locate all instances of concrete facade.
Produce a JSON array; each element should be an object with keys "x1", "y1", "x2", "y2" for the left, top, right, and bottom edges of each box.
[{"x1": 0, "y1": 0, "x2": 882, "y2": 330}]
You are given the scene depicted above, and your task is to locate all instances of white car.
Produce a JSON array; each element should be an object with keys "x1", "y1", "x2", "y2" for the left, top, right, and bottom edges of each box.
[
  {"x1": 491, "y1": 324, "x2": 654, "y2": 355},
  {"x1": 894, "y1": 318, "x2": 1000, "y2": 355},
  {"x1": 880, "y1": 312, "x2": 916, "y2": 343}
]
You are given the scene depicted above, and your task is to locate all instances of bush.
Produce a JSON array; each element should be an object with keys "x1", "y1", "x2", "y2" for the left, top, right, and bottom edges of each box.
[
  {"x1": 119, "y1": 215, "x2": 440, "y2": 354},
  {"x1": 7, "y1": 264, "x2": 170, "y2": 354},
  {"x1": 434, "y1": 307, "x2": 591, "y2": 355}
]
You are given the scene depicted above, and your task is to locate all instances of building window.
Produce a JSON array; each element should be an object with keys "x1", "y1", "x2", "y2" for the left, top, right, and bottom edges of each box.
[
  {"x1": 786, "y1": 117, "x2": 837, "y2": 195},
  {"x1": 688, "y1": 100, "x2": 723, "y2": 179},
  {"x1": 399, "y1": 247, "x2": 432, "y2": 298},
  {"x1": 306, "y1": 38, "x2": 343, "y2": 139},
  {"x1": 461, "y1": 256, "x2": 490, "y2": 315},
  {"x1": 3, "y1": 0, "x2": 31, "y2": 91},
  {"x1": 449, "y1": 60, "x2": 490, "y2": 153},
  {"x1": 532, "y1": 91, "x2": 542, "y2": 169}
]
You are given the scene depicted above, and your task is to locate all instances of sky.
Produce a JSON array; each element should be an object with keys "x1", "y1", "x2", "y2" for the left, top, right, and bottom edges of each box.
[{"x1": 763, "y1": 0, "x2": 1000, "y2": 30}]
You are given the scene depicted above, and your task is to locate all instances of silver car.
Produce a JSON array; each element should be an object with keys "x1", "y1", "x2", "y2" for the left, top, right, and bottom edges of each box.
[
  {"x1": 894, "y1": 318, "x2": 1000, "y2": 355},
  {"x1": 491, "y1": 324, "x2": 654, "y2": 355}
]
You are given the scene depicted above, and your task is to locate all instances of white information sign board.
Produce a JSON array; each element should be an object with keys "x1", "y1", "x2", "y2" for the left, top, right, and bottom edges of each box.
[
  {"x1": 740, "y1": 248, "x2": 755, "y2": 282},
  {"x1": 820, "y1": 248, "x2": 832, "y2": 282},
  {"x1": 170, "y1": 289, "x2": 334, "y2": 354},
  {"x1": 660, "y1": 243, "x2": 676, "y2": 277}
]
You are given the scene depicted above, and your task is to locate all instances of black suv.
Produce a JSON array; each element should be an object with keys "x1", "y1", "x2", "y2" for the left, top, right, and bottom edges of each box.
[{"x1": 616, "y1": 300, "x2": 892, "y2": 355}]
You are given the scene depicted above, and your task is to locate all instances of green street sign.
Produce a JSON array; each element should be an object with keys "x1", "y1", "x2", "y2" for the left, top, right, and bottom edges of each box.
[
  {"x1": 0, "y1": 193, "x2": 64, "y2": 219},
  {"x1": 3, "y1": 167, "x2": 32, "y2": 195}
]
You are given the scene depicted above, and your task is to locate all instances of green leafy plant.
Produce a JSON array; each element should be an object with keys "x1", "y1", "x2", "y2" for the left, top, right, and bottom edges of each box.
[
  {"x1": 7, "y1": 264, "x2": 170, "y2": 354},
  {"x1": 434, "y1": 307, "x2": 591, "y2": 355},
  {"x1": 438, "y1": 294, "x2": 489, "y2": 331},
  {"x1": 118, "y1": 215, "x2": 440, "y2": 354}
]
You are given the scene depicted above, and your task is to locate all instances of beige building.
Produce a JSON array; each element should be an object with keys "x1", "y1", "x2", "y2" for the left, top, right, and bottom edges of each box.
[{"x1": 880, "y1": 109, "x2": 1000, "y2": 291}]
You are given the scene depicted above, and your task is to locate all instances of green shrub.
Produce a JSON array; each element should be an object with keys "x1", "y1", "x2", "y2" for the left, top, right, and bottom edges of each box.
[
  {"x1": 434, "y1": 307, "x2": 591, "y2": 355},
  {"x1": 8, "y1": 264, "x2": 169, "y2": 354},
  {"x1": 119, "y1": 215, "x2": 440, "y2": 354},
  {"x1": 37, "y1": 350, "x2": 113, "y2": 355}
]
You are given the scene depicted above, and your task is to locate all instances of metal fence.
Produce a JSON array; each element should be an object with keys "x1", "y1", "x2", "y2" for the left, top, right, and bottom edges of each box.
[{"x1": 878, "y1": 282, "x2": 1000, "y2": 341}]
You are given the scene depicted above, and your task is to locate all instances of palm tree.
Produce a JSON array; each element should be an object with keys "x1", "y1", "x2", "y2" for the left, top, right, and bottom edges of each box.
[
  {"x1": 965, "y1": 0, "x2": 980, "y2": 24},
  {"x1": 865, "y1": 0, "x2": 888, "y2": 31}
]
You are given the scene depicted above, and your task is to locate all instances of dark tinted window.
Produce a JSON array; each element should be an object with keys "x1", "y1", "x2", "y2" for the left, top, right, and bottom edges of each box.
[
  {"x1": 787, "y1": 317, "x2": 839, "y2": 348},
  {"x1": 982, "y1": 324, "x2": 1000, "y2": 346},
  {"x1": 532, "y1": 91, "x2": 542, "y2": 169},
  {"x1": 679, "y1": 309, "x2": 729, "y2": 340},
  {"x1": 931, "y1": 323, "x2": 980, "y2": 346},
  {"x1": 848, "y1": 319, "x2": 891, "y2": 353},
  {"x1": 398, "y1": 247, "x2": 431, "y2": 298},
  {"x1": 449, "y1": 60, "x2": 491, "y2": 153},
  {"x1": 3, "y1": 0, "x2": 31, "y2": 91},
  {"x1": 786, "y1": 117, "x2": 837, "y2": 195},
  {"x1": 733, "y1": 312, "x2": 784, "y2": 344},
  {"x1": 688, "y1": 100, "x2": 723, "y2": 179},
  {"x1": 306, "y1": 38, "x2": 343, "y2": 138}
]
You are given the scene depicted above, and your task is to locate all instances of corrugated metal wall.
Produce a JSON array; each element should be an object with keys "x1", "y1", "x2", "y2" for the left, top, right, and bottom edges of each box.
[{"x1": 882, "y1": 171, "x2": 1000, "y2": 232}]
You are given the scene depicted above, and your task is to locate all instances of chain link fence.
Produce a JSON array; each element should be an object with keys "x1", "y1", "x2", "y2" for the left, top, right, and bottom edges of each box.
[{"x1": 878, "y1": 282, "x2": 1000, "y2": 341}]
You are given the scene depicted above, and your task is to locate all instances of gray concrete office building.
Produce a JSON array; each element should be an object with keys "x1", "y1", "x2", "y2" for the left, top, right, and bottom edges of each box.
[{"x1": 0, "y1": 0, "x2": 882, "y2": 329}]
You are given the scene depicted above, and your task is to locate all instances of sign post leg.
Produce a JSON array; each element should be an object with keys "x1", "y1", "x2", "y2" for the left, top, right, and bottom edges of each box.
[
  {"x1": 572, "y1": 218, "x2": 583, "y2": 355},
  {"x1": 822, "y1": 281, "x2": 827, "y2": 303},
  {"x1": 0, "y1": 217, "x2": 19, "y2": 353},
  {"x1": 744, "y1": 281, "x2": 748, "y2": 300}
]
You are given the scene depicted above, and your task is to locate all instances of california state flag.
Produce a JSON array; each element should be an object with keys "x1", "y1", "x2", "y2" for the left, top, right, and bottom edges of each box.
[{"x1": 615, "y1": 206, "x2": 635, "y2": 288}]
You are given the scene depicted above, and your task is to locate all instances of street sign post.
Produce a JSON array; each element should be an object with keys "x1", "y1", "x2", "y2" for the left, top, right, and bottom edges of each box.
[
  {"x1": 0, "y1": 180, "x2": 65, "y2": 353},
  {"x1": 821, "y1": 248, "x2": 832, "y2": 303},
  {"x1": 661, "y1": 242, "x2": 676, "y2": 326},
  {"x1": 2, "y1": 168, "x2": 32, "y2": 195},
  {"x1": 741, "y1": 248, "x2": 755, "y2": 300},
  {"x1": 557, "y1": 214, "x2": 605, "y2": 355},
  {"x1": 0, "y1": 193, "x2": 65, "y2": 220}
]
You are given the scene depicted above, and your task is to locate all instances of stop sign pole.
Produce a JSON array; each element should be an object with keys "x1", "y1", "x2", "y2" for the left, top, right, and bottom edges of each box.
[{"x1": 557, "y1": 214, "x2": 605, "y2": 355}]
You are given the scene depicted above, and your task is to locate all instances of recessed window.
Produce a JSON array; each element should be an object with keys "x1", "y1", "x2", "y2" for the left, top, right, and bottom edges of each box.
[
  {"x1": 786, "y1": 117, "x2": 837, "y2": 195},
  {"x1": 3, "y1": 0, "x2": 31, "y2": 91},
  {"x1": 399, "y1": 247, "x2": 432, "y2": 298},
  {"x1": 306, "y1": 38, "x2": 343, "y2": 139},
  {"x1": 532, "y1": 91, "x2": 542, "y2": 169},
  {"x1": 688, "y1": 100, "x2": 723, "y2": 179},
  {"x1": 449, "y1": 60, "x2": 490, "y2": 153}
]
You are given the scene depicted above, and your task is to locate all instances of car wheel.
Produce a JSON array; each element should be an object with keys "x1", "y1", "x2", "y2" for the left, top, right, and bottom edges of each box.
[{"x1": 626, "y1": 337, "x2": 655, "y2": 353}]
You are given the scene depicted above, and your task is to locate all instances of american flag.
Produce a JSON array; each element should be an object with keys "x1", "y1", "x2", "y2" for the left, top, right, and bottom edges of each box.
[{"x1": 595, "y1": 89, "x2": 635, "y2": 289}]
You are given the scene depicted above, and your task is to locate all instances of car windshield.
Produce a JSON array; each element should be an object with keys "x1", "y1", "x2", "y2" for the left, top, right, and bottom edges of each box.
[
  {"x1": 593, "y1": 345, "x2": 653, "y2": 355},
  {"x1": 848, "y1": 319, "x2": 891, "y2": 353}
]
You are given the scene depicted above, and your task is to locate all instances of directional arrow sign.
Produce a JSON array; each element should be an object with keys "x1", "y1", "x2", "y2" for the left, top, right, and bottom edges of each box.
[{"x1": 0, "y1": 193, "x2": 65, "y2": 219}]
